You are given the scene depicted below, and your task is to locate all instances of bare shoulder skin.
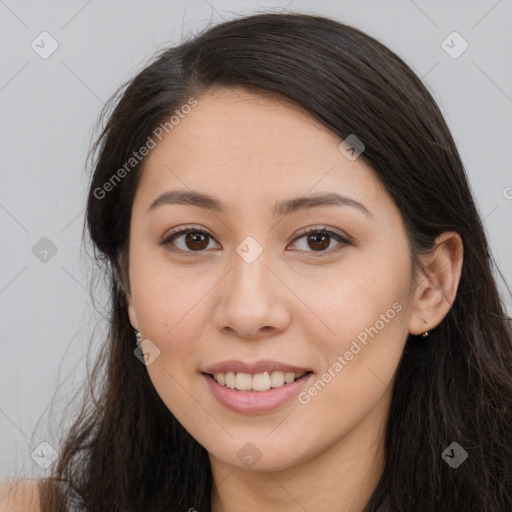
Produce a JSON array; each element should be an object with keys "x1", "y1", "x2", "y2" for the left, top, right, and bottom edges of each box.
[{"x1": 0, "y1": 480, "x2": 40, "y2": 512}]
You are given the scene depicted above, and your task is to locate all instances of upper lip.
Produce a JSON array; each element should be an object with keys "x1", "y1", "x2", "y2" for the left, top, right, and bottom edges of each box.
[{"x1": 202, "y1": 360, "x2": 312, "y2": 375}]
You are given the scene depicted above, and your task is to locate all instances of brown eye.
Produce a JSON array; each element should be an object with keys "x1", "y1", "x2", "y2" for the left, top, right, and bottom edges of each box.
[
  {"x1": 161, "y1": 226, "x2": 350, "y2": 256},
  {"x1": 307, "y1": 232, "x2": 330, "y2": 251},
  {"x1": 289, "y1": 227, "x2": 351, "y2": 254},
  {"x1": 161, "y1": 227, "x2": 220, "y2": 253},
  {"x1": 184, "y1": 232, "x2": 209, "y2": 250}
]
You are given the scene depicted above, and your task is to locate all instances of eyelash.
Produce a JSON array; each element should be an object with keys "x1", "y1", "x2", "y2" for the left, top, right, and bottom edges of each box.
[{"x1": 160, "y1": 224, "x2": 351, "y2": 257}]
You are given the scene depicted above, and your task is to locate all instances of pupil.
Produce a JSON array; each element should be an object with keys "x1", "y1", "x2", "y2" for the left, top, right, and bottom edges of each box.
[
  {"x1": 186, "y1": 232, "x2": 208, "y2": 250},
  {"x1": 308, "y1": 233, "x2": 329, "y2": 251},
  {"x1": 182, "y1": 232, "x2": 331, "y2": 251}
]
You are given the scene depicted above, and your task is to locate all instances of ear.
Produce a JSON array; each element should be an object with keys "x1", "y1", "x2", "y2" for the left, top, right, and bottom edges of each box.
[
  {"x1": 408, "y1": 231, "x2": 463, "y2": 335},
  {"x1": 118, "y1": 250, "x2": 139, "y2": 332},
  {"x1": 126, "y1": 290, "x2": 140, "y2": 332}
]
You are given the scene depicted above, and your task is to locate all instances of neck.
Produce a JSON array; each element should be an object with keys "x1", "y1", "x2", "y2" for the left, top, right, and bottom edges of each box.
[{"x1": 210, "y1": 388, "x2": 390, "y2": 512}]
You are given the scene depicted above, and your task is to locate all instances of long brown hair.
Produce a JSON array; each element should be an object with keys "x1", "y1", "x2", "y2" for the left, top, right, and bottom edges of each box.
[{"x1": 39, "y1": 12, "x2": 512, "y2": 511}]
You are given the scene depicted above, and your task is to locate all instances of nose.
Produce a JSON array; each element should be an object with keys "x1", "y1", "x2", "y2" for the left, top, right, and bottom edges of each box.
[{"x1": 213, "y1": 250, "x2": 292, "y2": 339}]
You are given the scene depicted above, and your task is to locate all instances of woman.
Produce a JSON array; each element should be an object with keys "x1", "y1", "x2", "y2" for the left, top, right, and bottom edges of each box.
[{"x1": 5, "y1": 11, "x2": 511, "y2": 512}]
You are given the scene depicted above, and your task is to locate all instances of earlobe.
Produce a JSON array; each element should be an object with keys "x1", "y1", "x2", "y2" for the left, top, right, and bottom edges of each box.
[
  {"x1": 118, "y1": 252, "x2": 139, "y2": 331},
  {"x1": 126, "y1": 291, "x2": 140, "y2": 332},
  {"x1": 408, "y1": 231, "x2": 464, "y2": 336}
]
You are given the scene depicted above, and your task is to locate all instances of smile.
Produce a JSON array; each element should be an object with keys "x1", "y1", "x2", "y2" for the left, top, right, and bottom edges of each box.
[
  {"x1": 202, "y1": 371, "x2": 313, "y2": 414},
  {"x1": 210, "y1": 371, "x2": 308, "y2": 391}
]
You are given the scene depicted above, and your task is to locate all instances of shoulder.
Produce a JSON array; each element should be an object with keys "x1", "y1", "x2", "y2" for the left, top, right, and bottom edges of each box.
[{"x1": 0, "y1": 479, "x2": 41, "y2": 512}]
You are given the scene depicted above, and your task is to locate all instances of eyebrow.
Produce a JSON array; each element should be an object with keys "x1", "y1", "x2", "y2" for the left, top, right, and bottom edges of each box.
[{"x1": 147, "y1": 190, "x2": 373, "y2": 217}]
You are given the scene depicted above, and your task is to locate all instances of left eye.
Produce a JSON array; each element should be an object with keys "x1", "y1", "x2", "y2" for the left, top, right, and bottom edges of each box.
[
  {"x1": 289, "y1": 228, "x2": 350, "y2": 254},
  {"x1": 161, "y1": 226, "x2": 350, "y2": 254}
]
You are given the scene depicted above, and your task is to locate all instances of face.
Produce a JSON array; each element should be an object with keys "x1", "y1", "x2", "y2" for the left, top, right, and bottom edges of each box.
[{"x1": 126, "y1": 86, "x2": 418, "y2": 472}]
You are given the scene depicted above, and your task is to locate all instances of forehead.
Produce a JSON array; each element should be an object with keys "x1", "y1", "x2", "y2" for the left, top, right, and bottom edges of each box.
[{"x1": 135, "y1": 86, "x2": 388, "y2": 217}]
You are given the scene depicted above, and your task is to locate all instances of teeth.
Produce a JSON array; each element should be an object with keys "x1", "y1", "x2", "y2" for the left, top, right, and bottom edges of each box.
[
  {"x1": 225, "y1": 372, "x2": 235, "y2": 389},
  {"x1": 284, "y1": 372, "x2": 296, "y2": 384},
  {"x1": 212, "y1": 371, "x2": 306, "y2": 391},
  {"x1": 252, "y1": 372, "x2": 271, "y2": 391},
  {"x1": 235, "y1": 372, "x2": 252, "y2": 390},
  {"x1": 270, "y1": 371, "x2": 285, "y2": 387}
]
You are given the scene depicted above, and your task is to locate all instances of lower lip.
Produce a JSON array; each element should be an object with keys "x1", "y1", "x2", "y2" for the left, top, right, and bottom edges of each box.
[{"x1": 202, "y1": 373, "x2": 313, "y2": 414}]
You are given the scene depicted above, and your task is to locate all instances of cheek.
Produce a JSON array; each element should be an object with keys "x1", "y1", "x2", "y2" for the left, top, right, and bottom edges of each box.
[
  {"x1": 129, "y1": 257, "x2": 215, "y2": 377},
  {"x1": 292, "y1": 266, "x2": 412, "y2": 422},
  {"x1": 132, "y1": 265, "x2": 211, "y2": 423},
  {"x1": 294, "y1": 294, "x2": 407, "y2": 446},
  {"x1": 130, "y1": 247, "x2": 206, "y2": 328},
  {"x1": 296, "y1": 259, "x2": 411, "y2": 354}
]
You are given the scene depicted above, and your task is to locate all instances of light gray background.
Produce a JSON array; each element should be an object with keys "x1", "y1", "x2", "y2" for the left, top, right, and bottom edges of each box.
[{"x1": 1, "y1": 0, "x2": 511, "y2": 479}]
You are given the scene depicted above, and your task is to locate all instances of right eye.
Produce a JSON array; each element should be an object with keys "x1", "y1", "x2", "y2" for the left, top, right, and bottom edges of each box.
[{"x1": 160, "y1": 225, "x2": 221, "y2": 254}]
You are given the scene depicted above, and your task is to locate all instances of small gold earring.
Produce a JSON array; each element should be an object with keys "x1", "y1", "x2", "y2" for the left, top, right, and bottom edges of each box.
[{"x1": 421, "y1": 319, "x2": 429, "y2": 337}]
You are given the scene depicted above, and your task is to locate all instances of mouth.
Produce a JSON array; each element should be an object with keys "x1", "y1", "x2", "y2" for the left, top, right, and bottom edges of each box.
[
  {"x1": 203, "y1": 370, "x2": 313, "y2": 392},
  {"x1": 202, "y1": 370, "x2": 314, "y2": 414}
]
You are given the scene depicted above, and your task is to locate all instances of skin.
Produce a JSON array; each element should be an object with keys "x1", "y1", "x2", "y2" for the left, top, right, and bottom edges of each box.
[
  {"x1": 125, "y1": 86, "x2": 463, "y2": 512},
  {"x1": 0, "y1": 480, "x2": 40, "y2": 512}
]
